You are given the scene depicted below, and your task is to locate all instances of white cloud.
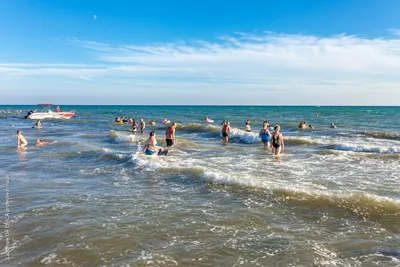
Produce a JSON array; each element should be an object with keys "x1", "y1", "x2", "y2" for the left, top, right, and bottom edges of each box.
[
  {"x1": 1, "y1": 32, "x2": 400, "y2": 104},
  {"x1": 93, "y1": 15, "x2": 97, "y2": 20}
]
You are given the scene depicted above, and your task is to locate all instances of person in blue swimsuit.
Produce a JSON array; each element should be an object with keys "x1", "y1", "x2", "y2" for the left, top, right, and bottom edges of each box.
[
  {"x1": 143, "y1": 131, "x2": 159, "y2": 155},
  {"x1": 143, "y1": 131, "x2": 168, "y2": 155},
  {"x1": 259, "y1": 122, "x2": 271, "y2": 147}
]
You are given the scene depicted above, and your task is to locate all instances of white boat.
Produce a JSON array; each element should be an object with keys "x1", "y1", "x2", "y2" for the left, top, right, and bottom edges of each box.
[{"x1": 27, "y1": 104, "x2": 75, "y2": 120}]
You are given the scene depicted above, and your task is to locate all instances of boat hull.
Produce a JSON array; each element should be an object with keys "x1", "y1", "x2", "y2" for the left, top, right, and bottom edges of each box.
[{"x1": 28, "y1": 112, "x2": 75, "y2": 120}]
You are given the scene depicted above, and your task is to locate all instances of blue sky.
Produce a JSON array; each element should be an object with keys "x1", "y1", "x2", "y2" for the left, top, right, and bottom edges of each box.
[{"x1": 1, "y1": 0, "x2": 400, "y2": 105}]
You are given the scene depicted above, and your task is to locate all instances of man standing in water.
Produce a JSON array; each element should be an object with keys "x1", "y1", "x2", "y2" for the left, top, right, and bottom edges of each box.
[
  {"x1": 222, "y1": 121, "x2": 230, "y2": 142},
  {"x1": 17, "y1": 130, "x2": 28, "y2": 148},
  {"x1": 165, "y1": 122, "x2": 177, "y2": 146},
  {"x1": 140, "y1": 118, "x2": 145, "y2": 134}
]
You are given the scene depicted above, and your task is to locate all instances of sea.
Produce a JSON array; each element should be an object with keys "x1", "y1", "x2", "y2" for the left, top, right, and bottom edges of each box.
[{"x1": 0, "y1": 105, "x2": 399, "y2": 266}]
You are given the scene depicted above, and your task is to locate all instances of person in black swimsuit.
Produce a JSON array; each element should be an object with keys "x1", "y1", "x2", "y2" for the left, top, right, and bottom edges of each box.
[{"x1": 271, "y1": 125, "x2": 284, "y2": 155}]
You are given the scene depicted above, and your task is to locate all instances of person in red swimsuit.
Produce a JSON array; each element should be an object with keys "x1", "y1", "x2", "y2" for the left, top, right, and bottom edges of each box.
[{"x1": 55, "y1": 106, "x2": 60, "y2": 112}]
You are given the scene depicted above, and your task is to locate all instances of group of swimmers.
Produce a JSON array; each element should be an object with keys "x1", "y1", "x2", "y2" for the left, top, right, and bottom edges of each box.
[
  {"x1": 220, "y1": 120, "x2": 284, "y2": 155},
  {"x1": 16, "y1": 114, "x2": 337, "y2": 156}
]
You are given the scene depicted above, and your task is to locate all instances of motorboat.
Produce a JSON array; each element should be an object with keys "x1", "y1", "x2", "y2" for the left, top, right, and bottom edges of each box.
[{"x1": 26, "y1": 104, "x2": 75, "y2": 120}]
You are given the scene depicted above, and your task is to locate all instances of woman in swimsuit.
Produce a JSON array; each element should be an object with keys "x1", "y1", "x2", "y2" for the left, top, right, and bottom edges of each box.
[
  {"x1": 33, "y1": 120, "x2": 41, "y2": 128},
  {"x1": 245, "y1": 120, "x2": 251, "y2": 132},
  {"x1": 259, "y1": 122, "x2": 271, "y2": 147},
  {"x1": 17, "y1": 130, "x2": 28, "y2": 148},
  {"x1": 131, "y1": 119, "x2": 138, "y2": 133},
  {"x1": 271, "y1": 125, "x2": 284, "y2": 155},
  {"x1": 143, "y1": 131, "x2": 161, "y2": 155}
]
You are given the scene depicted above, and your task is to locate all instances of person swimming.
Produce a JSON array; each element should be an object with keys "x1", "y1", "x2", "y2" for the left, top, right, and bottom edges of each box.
[
  {"x1": 148, "y1": 120, "x2": 155, "y2": 126},
  {"x1": 17, "y1": 130, "x2": 28, "y2": 148},
  {"x1": 33, "y1": 120, "x2": 41, "y2": 128},
  {"x1": 259, "y1": 122, "x2": 271, "y2": 147},
  {"x1": 245, "y1": 120, "x2": 251, "y2": 132},
  {"x1": 298, "y1": 121, "x2": 307, "y2": 129},
  {"x1": 36, "y1": 138, "x2": 51, "y2": 145},
  {"x1": 205, "y1": 116, "x2": 214, "y2": 123},
  {"x1": 271, "y1": 125, "x2": 284, "y2": 155},
  {"x1": 309, "y1": 124, "x2": 314, "y2": 129},
  {"x1": 330, "y1": 122, "x2": 337, "y2": 128},
  {"x1": 162, "y1": 118, "x2": 171, "y2": 124}
]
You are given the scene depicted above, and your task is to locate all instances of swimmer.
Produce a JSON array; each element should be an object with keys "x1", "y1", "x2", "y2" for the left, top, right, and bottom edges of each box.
[
  {"x1": 205, "y1": 116, "x2": 214, "y2": 123},
  {"x1": 298, "y1": 121, "x2": 307, "y2": 129},
  {"x1": 127, "y1": 117, "x2": 133, "y2": 124},
  {"x1": 55, "y1": 106, "x2": 60, "y2": 112},
  {"x1": 162, "y1": 118, "x2": 170, "y2": 124},
  {"x1": 245, "y1": 120, "x2": 251, "y2": 132},
  {"x1": 316, "y1": 113, "x2": 319, "y2": 117},
  {"x1": 131, "y1": 119, "x2": 138, "y2": 133},
  {"x1": 33, "y1": 120, "x2": 41, "y2": 128},
  {"x1": 165, "y1": 122, "x2": 177, "y2": 146},
  {"x1": 309, "y1": 124, "x2": 314, "y2": 129},
  {"x1": 330, "y1": 122, "x2": 337, "y2": 129},
  {"x1": 115, "y1": 117, "x2": 120, "y2": 123},
  {"x1": 271, "y1": 125, "x2": 284, "y2": 155},
  {"x1": 36, "y1": 138, "x2": 51, "y2": 145},
  {"x1": 222, "y1": 121, "x2": 230, "y2": 142},
  {"x1": 148, "y1": 120, "x2": 156, "y2": 126},
  {"x1": 140, "y1": 118, "x2": 145, "y2": 134},
  {"x1": 143, "y1": 131, "x2": 164, "y2": 155},
  {"x1": 17, "y1": 130, "x2": 28, "y2": 148},
  {"x1": 259, "y1": 122, "x2": 271, "y2": 147}
]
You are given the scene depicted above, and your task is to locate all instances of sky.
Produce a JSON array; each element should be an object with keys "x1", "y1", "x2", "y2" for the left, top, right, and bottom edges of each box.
[{"x1": 1, "y1": 0, "x2": 400, "y2": 105}]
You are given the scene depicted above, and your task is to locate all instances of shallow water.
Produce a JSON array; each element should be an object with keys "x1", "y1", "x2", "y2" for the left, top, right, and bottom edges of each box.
[{"x1": 0, "y1": 105, "x2": 399, "y2": 266}]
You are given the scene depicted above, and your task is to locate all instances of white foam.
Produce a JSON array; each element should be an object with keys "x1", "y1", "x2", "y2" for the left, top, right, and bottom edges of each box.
[
  {"x1": 228, "y1": 128, "x2": 260, "y2": 143},
  {"x1": 335, "y1": 143, "x2": 399, "y2": 153}
]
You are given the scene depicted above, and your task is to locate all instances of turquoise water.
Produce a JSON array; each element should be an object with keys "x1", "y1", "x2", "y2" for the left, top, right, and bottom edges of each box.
[{"x1": 0, "y1": 105, "x2": 399, "y2": 266}]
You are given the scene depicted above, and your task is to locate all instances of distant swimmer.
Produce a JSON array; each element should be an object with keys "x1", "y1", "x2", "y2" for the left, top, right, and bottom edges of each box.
[
  {"x1": 36, "y1": 138, "x2": 52, "y2": 145},
  {"x1": 148, "y1": 120, "x2": 156, "y2": 126},
  {"x1": 245, "y1": 120, "x2": 251, "y2": 132},
  {"x1": 205, "y1": 116, "x2": 214, "y2": 123},
  {"x1": 222, "y1": 121, "x2": 231, "y2": 142},
  {"x1": 17, "y1": 130, "x2": 28, "y2": 149},
  {"x1": 263, "y1": 121, "x2": 271, "y2": 128},
  {"x1": 127, "y1": 117, "x2": 133, "y2": 124},
  {"x1": 271, "y1": 125, "x2": 284, "y2": 155},
  {"x1": 309, "y1": 124, "x2": 314, "y2": 129},
  {"x1": 330, "y1": 122, "x2": 337, "y2": 129},
  {"x1": 33, "y1": 120, "x2": 41, "y2": 128},
  {"x1": 143, "y1": 131, "x2": 167, "y2": 156},
  {"x1": 259, "y1": 122, "x2": 271, "y2": 147},
  {"x1": 316, "y1": 113, "x2": 319, "y2": 117},
  {"x1": 298, "y1": 121, "x2": 307, "y2": 129},
  {"x1": 131, "y1": 119, "x2": 138, "y2": 133},
  {"x1": 165, "y1": 122, "x2": 177, "y2": 146},
  {"x1": 162, "y1": 118, "x2": 171, "y2": 124},
  {"x1": 55, "y1": 106, "x2": 60, "y2": 112},
  {"x1": 140, "y1": 118, "x2": 145, "y2": 133},
  {"x1": 115, "y1": 117, "x2": 120, "y2": 123}
]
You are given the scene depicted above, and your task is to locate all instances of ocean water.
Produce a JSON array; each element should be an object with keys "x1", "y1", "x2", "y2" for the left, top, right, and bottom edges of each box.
[{"x1": 0, "y1": 105, "x2": 399, "y2": 266}]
